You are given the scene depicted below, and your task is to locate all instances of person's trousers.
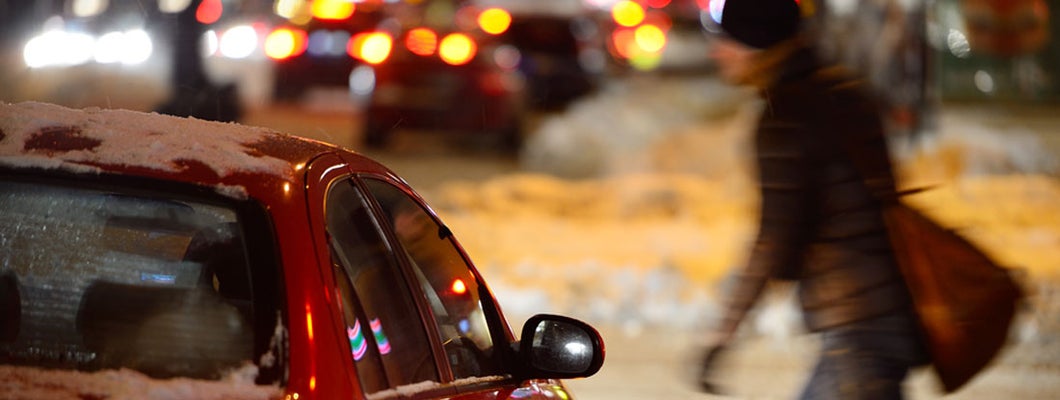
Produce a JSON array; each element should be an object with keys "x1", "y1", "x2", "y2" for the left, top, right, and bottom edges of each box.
[{"x1": 799, "y1": 313, "x2": 927, "y2": 400}]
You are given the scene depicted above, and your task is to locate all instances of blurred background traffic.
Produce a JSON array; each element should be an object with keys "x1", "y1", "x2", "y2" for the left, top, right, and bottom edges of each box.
[
  {"x1": 0, "y1": 0, "x2": 713, "y2": 149},
  {"x1": 1, "y1": 0, "x2": 1057, "y2": 150}
]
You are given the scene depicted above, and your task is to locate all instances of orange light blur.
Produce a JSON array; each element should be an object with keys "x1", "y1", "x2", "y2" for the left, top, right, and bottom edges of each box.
[
  {"x1": 310, "y1": 376, "x2": 317, "y2": 391},
  {"x1": 311, "y1": 0, "x2": 355, "y2": 21},
  {"x1": 634, "y1": 24, "x2": 666, "y2": 53},
  {"x1": 439, "y1": 33, "x2": 476, "y2": 65},
  {"x1": 451, "y1": 278, "x2": 468, "y2": 294},
  {"x1": 611, "y1": 28, "x2": 637, "y2": 59},
  {"x1": 306, "y1": 303, "x2": 314, "y2": 341},
  {"x1": 196, "y1": 0, "x2": 223, "y2": 24},
  {"x1": 349, "y1": 32, "x2": 392, "y2": 64},
  {"x1": 477, "y1": 8, "x2": 512, "y2": 35},
  {"x1": 265, "y1": 28, "x2": 308, "y2": 60},
  {"x1": 405, "y1": 27, "x2": 438, "y2": 56},
  {"x1": 612, "y1": 1, "x2": 645, "y2": 27}
]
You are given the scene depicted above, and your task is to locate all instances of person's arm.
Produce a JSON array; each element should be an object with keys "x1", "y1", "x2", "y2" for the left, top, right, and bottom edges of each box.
[{"x1": 716, "y1": 110, "x2": 816, "y2": 343}]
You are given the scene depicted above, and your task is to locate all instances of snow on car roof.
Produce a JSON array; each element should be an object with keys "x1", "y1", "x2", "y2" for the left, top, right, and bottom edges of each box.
[{"x1": 0, "y1": 102, "x2": 325, "y2": 183}]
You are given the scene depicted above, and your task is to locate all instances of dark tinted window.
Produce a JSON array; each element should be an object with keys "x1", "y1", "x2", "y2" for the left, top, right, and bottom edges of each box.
[
  {"x1": 363, "y1": 178, "x2": 503, "y2": 379},
  {"x1": 0, "y1": 181, "x2": 265, "y2": 380},
  {"x1": 325, "y1": 180, "x2": 439, "y2": 391}
]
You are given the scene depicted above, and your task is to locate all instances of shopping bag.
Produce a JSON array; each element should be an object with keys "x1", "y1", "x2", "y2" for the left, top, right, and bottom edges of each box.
[{"x1": 882, "y1": 202, "x2": 1023, "y2": 393}]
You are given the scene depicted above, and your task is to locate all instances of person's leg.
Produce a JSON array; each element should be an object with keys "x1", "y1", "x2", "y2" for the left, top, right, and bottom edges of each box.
[
  {"x1": 799, "y1": 346, "x2": 909, "y2": 399},
  {"x1": 799, "y1": 314, "x2": 923, "y2": 400}
]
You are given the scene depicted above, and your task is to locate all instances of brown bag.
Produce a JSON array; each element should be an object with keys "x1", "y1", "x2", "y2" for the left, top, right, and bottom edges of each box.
[{"x1": 881, "y1": 201, "x2": 1023, "y2": 393}]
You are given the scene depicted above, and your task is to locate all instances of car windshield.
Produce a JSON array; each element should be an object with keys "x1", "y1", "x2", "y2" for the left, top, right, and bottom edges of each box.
[{"x1": 0, "y1": 180, "x2": 270, "y2": 382}]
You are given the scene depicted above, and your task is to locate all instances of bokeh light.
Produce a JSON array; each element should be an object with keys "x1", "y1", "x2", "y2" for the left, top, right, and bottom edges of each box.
[
  {"x1": 311, "y1": 0, "x2": 355, "y2": 21},
  {"x1": 265, "y1": 27, "x2": 308, "y2": 60},
  {"x1": 478, "y1": 8, "x2": 512, "y2": 35},
  {"x1": 612, "y1": 1, "x2": 646, "y2": 27},
  {"x1": 634, "y1": 24, "x2": 666, "y2": 53},
  {"x1": 219, "y1": 25, "x2": 258, "y2": 59},
  {"x1": 405, "y1": 27, "x2": 438, "y2": 56},
  {"x1": 352, "y1": 32, "x2": 393, "y2": 65},
  {"x1": 439, "y1": 33, "x2": 476, "y2": 65},
  {"x1": 196, "y1": 0, "x2": 223, "y2": 24}
]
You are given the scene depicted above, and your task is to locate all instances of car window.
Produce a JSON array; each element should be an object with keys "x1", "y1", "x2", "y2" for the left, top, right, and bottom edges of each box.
[
  {"x1": 324, "y1": 180, "x2": 439, "y2": 392},
  {"x1": 362, "y1": 178, "x2": 504, "y2": 380},
  {"x1": 0, "y1": 180, "x2": 270, "y2": 381}
]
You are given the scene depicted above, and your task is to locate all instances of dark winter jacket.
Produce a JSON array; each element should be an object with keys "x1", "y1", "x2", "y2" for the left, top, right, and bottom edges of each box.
[{"x1": 719, "y1": 45, "x2": 916, "y2": 334}]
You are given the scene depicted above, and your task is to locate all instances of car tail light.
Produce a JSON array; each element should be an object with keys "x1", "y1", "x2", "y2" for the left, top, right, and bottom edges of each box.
[
  {"x1": 477, "y1": 8, "x2": 512, "y2": 35},
  {"x1": 196, "y1": 0, "x2": 223, "y2": 24},
  {"x1": 438, "y1": 33, "x2": 476, "y2": 66},
  {"x1": 265, "y1": 27, "x2": 308, "y2": 60},
  {"x1": 405, "y1": 27, "x2": 438, "y2": 56},
  {"x1": 349, "y1": 32, "x2": 392, "y2": 64}
]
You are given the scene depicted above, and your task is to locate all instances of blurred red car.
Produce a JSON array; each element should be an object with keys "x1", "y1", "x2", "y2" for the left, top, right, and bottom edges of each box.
[
  {"x1": 351, "y1": 3, "x2": 527, "y2": 149},
  {"x1": 0, "y1": 102, "x2": 603, "y2": 399}
]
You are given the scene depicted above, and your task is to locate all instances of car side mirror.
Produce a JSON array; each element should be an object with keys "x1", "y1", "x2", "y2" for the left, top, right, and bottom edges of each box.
[{"x1": 517, "y1": 314, "x2": 604, "y2": 379}]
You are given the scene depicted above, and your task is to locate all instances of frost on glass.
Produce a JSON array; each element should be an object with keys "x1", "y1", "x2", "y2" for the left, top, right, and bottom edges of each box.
[{"x1": 0, "y1": 182, "x2": 258, "y2": 381}]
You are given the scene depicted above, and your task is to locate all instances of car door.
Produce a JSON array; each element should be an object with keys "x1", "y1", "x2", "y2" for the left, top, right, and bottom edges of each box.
[
  {"x1": 355, "y1": 176, "x2": 570, "y2": 400},
  {"x1": 313, "y1": 163, "x2": 570, "y2": 399}
]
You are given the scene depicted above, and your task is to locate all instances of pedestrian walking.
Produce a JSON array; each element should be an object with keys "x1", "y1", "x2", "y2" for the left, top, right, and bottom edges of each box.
[{"x1": 696, "y1": 0, "x2": 928, "y2": 398}]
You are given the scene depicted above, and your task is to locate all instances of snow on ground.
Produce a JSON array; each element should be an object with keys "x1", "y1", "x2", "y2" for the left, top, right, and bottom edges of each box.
[{"x1": 431, "y1": 75, "x2": 1060, "y2": 343}]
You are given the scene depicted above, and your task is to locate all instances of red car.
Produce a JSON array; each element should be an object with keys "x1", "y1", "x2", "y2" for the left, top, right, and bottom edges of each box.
[{"x1": 0, "y1": 102, "x2": 603, "y2": 399}]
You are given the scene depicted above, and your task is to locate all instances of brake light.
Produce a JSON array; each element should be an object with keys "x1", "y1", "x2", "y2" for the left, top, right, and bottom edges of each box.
[
  {"x1": 405, "y1": 28, "x2": 438, "y2": 56},
  {"x1": 477, "y1": 8, "x2": 512, "y2": 35},
  {"x1": 439, "y1": 33, "x2": 476, "y2": 65},
  {"x1": 196, "y1": 0, "x2": 223, "y2": 24},
  {"x1": 265, "y1": 27, "x2": 308, "y2": 60},
  {"x1": 312, "y1": 0, "x2": 355, "y2": 21},
  {"x1": 349, "y1": 32, "x2": 392, "y2": 65}
]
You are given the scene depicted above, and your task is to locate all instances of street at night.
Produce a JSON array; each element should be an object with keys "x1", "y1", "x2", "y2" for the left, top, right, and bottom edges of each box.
[{"x1": 2, "y1": 0, "x2": 1059, "y2": 399}]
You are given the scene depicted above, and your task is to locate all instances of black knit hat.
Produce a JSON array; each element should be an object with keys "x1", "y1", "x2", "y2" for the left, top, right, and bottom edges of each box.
[{"x1": 718, "y1": 0, "x2": 801, "y2": 49}]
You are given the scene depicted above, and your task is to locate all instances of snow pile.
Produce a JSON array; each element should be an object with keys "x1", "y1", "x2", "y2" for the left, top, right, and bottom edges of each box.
[{"x1": 520, "y1": 75, "x2": 756, "y2": 179}]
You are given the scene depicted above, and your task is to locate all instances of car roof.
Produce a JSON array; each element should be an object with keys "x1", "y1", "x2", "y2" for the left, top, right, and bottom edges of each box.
[{"x1": 0, "y1": 102, "x2": 380, "y2": 200}]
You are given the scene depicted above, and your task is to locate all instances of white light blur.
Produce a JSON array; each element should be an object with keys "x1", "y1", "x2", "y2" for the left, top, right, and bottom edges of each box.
[
  {"x1": 974, "y1": 70, "x2": 995, "y2": 93},
  {"x1": 709, "y1": 0, "x2": 725, "y2": 24},
  {"x1": 158, "y1": 0, "x2": 193, "y2": 14},
  {"x1": 565, "y1": 342, "x2": 588, "y2": 356},
  {"x1": 349, "y1": 65, "x2": 376, "y2": 97},
  {"x1": 24, "y1": 30, "x2": 96, "y2": 68},
  {"x1": 202, "y1": 30, "x2": 220, "y2": 56},
  {"x1": 947, "y1": 29, "x2": 971, "y2": 58},
  {"x1": 94, "y1": 31, "x2": 125, "y2": 63},
  {"x1": 219, "y1": 25, "x2": 259, "y2": 59},
  {"x1": 102, "y1": 29, "x2": 153, "y2": 65},
  {"x1": 72, "y1": 0, "x2": 109, "y2": 17},
  {"x1": 275, "y1": 0, "x2": 305, "y2": 19}
]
